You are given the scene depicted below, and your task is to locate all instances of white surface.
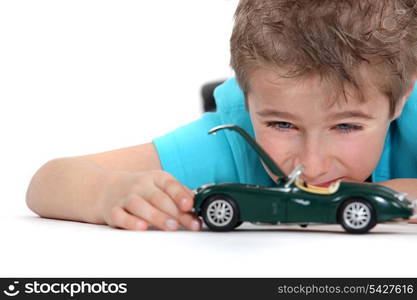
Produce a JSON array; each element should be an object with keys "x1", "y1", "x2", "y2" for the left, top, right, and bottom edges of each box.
[
  {"x1": 1, "y1": 0, "x2": 417, "y2": 278},
  {"x1": 2, "y1": 216, "x2": 417, "y2": 277}
]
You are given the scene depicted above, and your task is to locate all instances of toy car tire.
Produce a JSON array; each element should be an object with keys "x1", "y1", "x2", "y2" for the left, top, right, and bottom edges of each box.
[
  {"x1": 338, "y1": 198, "x2": 377, "y2": 233},
  {"x1": 234, "y1": 221, "x2": 243, "y2": 229},
  {"x1": 201, "y1": 195, "x2": 240, "y2": 231}
]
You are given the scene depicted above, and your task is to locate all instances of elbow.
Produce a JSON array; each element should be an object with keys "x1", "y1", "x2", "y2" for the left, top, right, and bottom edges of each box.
[
  {"x1": 25, "y1": 162, "x2": 46, "y2": 216},
  {"x1": 25, "y1": 159, "x2": 59, "y2": 216},
  {"x1": 25, "y1": 179, "x2": 40, "y2": 215}
]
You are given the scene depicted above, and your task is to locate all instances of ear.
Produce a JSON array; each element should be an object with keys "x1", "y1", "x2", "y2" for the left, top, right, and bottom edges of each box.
[{"x1": 391, "y1": 78, "x2": 417, "y2": 120}]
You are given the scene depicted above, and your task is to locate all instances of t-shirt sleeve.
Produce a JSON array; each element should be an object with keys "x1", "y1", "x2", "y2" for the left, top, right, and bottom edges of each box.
[{"x1": 152, "y1": 112, "x2": 239, "y2": 190}]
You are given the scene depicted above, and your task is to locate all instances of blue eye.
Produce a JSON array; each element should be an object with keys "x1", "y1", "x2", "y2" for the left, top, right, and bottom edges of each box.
[
  {"x1": 265, "y1": 122, "x2": 363, "y2": 134},
  {"x1": 266, "y1": 121, "x2": 363, "y2": 133},
  {"x1": 266, "y1": 121, "x2": 295, "y2": 131},
  {"x1": 335, "y1": 123, "x2": 363, "y2": 133}
]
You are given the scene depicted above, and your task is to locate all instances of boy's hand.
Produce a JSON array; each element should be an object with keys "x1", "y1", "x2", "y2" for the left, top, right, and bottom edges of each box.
[{"x1": 101, "y1": 170, "x2": 201, "y2": 231}]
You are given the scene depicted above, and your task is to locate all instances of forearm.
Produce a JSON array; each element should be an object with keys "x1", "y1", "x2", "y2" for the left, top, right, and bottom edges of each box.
[
  {"x1": 377, "y1": 179, "x2": 417, "y2": 222},
  {"x1": 26, "y1": 157, "x2": 110, "y2": 224},
  {"x1": 377, "y1": 178, "x2": 417, "y2": 200}
]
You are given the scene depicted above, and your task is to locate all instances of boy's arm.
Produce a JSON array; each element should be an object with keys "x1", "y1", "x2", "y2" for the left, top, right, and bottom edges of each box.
[
  {"x1": 377, "y1": 179, "x2": 417, "y2": 199},
  {"x1": 377, "y1": 179, "x2": 417, "y2": 222},
  {"x1": 26, "y1": 143, "x2": 198, "y2": 231},
  {"x1": 82, "y1": 142, "x2": 162, "y2": 173}
]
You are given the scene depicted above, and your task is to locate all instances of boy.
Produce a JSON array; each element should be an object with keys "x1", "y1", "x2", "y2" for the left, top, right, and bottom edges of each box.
[{"x1": 26, "y1": 0, "x2": 417, "y2": 231}]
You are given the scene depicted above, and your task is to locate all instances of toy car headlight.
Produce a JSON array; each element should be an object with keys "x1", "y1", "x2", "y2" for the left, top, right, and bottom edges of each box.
[
  {"x1": 195, "y1": 183, "x2": 215, "y2": 193},
  {"x1": 409, "y1": 199, "x2": 417, "y2": 209},
  {"x1": 395, "y1": 192, "x2": 408, "y2": 201}
]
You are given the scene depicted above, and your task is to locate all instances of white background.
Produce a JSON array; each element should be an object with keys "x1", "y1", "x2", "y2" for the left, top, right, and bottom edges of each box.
[
  {"x1": 1, "y1": 0, "x2": 417, "y2": 278},
  {"x1": 0, "y1": 0, "x2": 236, "y2": 217}
]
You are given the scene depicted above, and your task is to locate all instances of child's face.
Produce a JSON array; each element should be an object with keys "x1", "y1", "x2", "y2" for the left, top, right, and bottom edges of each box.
[{"x1": 247, "y1": 68, "x2": 393, "y2": 187}]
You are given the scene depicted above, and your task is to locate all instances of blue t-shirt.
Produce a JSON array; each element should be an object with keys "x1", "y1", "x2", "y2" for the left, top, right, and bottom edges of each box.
[{"x1": 153, "y1": 78, "x2": 417, "y2": 189}]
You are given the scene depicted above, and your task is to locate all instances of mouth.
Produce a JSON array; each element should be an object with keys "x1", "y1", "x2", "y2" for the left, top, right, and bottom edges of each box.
[{"x1": 309, "y1": 178, "x2": 343, "y2": 188}]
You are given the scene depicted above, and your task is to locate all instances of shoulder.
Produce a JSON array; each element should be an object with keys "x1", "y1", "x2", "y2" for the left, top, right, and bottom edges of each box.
[
  {"x1": 372, "y1": 82, "x2": 417, "y2": 181},
  {"x1": 153, "y1": 78, "x2": 273, "y2": 187},
  {"x1": 213, "y1": 78, "x2": 274, "y2": 186},
  {"x1": 213, "y1": 77, "x2": 245, "y2": 111},
  {"x1": 153, "y1": 112, "x2": 238, "y2": 189}
]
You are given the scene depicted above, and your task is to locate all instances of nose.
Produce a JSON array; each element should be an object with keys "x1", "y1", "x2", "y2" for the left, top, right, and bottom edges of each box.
[{"x1": 294, "y1": 136, "x2": 329, "y2": 181}]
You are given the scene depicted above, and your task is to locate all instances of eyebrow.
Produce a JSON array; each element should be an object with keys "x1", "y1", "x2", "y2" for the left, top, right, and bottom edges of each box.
[
  {"x1": 257, "y1": 110, "x2": 301, "y2": 120},
  {"x1": 327, "y1": 111, "x2": 375, "y2": 121},
  {"x1": 257, "y1": 109, "x2": 375, "y2": 121}
]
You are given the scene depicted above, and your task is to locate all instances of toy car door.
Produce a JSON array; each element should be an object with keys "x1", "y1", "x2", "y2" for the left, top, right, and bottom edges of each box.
[
  {"x1": 286, "y1": 186, "x2": 333, "y2": 223},
  {"x1": 233, "y1": 185, "x2": 287, "y2": 223}
]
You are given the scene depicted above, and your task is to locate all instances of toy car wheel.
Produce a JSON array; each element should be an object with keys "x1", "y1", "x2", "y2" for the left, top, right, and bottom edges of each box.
[
  {"x1": 234, "y1": 221, "x2": 243, "y2": 229},
  {"x1": 339, "y1": 198, "x2": 376, "y2": 233},
  {"x1": 202, "y1": 195, "x2": 240, "y2": 231}
]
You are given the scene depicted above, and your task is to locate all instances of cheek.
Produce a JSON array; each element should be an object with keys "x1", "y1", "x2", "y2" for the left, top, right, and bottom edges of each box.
[
  {"x1": 254, "y1": 128, "x2": 293, "y2": 168},
  {"x1": 333, "y1": 133, "x2": 386, "y2": 179}
]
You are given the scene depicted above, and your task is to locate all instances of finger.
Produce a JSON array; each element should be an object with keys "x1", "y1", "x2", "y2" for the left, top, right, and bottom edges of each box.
[
  {"x1": 145, "y1": 188, "x2": 199, "y2": 230},
  {"x1": 154, "y1": 174, "x2": 194, "y2": 212},
  {"x1": 125, "y1": 195, "x2": 179, "y2": 231},
  {"x1": 178, "y1": 213, "x2": 201, "y2": 231},
  {"x1": 143, "y1": 186, "x2": 200, "y2": 230},
  {"x1": 183, "y1": 185, "x2": 196, "y2": 200},
  {"x1": 144, "y1": 188, "x2": 181, "y2": 218},
  {"x1": 107, "y1": 207, "x2": 148, "y2": 231},
  {"x1": 408, "y1": 218, "x2": 417, "y2": 224}
]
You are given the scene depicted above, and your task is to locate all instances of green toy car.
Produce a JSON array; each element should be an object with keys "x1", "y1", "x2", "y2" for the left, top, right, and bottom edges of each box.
[{"x1": 193, "y1": 124, "x2": 415, "y2": 233}]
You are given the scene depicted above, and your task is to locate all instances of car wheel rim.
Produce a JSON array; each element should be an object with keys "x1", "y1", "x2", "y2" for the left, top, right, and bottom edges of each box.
[
  {"x1": 207, "y1": 199, "x2": 234, "y2": 227},
  {"x1": 343, "y1": 202, "x2": 371, "y2": 229}
]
